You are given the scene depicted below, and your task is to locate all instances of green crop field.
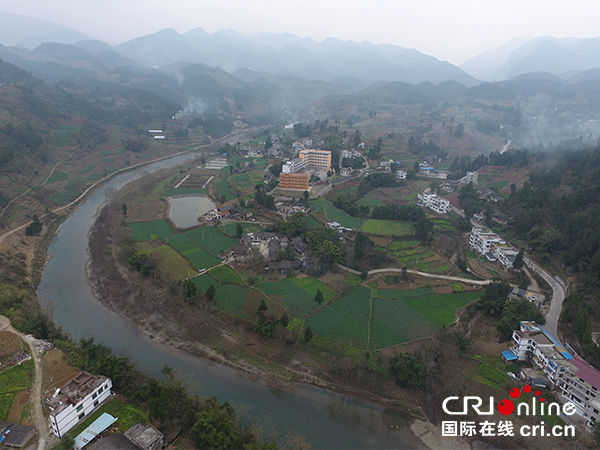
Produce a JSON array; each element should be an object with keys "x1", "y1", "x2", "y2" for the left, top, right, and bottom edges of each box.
[
  {"x1": 309, "y1": 198, "x2": 361, "y2": 229},
  {"x1": 209, "y1": 265, "x2": 244, "y2": 285},
  {"x1": 191, "y1": 273, "x2": 220, "y2": 294},
  {"x1": 0, "y1": 393, "x2": 14, "y2": 420},
  {"x1": 370, "y1": 298, "x2": 438, "y2": 348},
  {"x1": 393, "y1": 241, "x2": 452, "y2": 273},
  {"x1": 360, "y1": 219, "x2": 413, "y2": 236},
  {"x1": 161, "y1": 188, "x2": 207, "y2": 198},
  {"x1": 303, "y1": 215, "x2": 323, "y2": 229},
  {"x1": 289, "y1": 276, "x2": 336, "y2": 304},
  {"x1": 377, "y1": 287, "x2": 436, "y2": 298},
  {"x1": 0, "y1": 360, "x2": 33, "y2": 393},
  {"x1": 128, "y1": 222, "x2": 157, "y2": 241},
  {"x1": 150, "y1": 220, "x2": 173, "y2": 239},
  {"x1": 185, "y1": 249, "x2": 222, "y2": 270},
  {"x1": 187, "y1": 227, "x2": 237, "y2": 256},
  {"x1": 215, "y1": 284, "x2": 250, "y2": 318},
  {"x1": 232, "y1": 173, "x2": 250, "y2": 188},
  {"x1": 390, "y1": 240, "x2": 420, "y2": 250},
  {"x1": 166, "y1": 234, "x2": 199, "y2": 254},
  {"x1": 356, "y1": 197, "x2": 384, "y2": 207},
  {"x1": 215, "y1": 175, "x2": 237, "y2": 202},
  {"x1": 305, "y1": 287, "x2": 372, "y2": 347},
  {"x1": 401, "y1": 291, "x2": 482, "y2": 327},
  {"x1": 255, "y1": 279, "x2": 317, "y2": 316},
  {"x1": 219, "y1": 222, "x2": 264, "y2": 236}
]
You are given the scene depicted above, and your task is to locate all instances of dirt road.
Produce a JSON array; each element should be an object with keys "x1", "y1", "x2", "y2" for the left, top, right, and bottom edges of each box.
[{"x1": 0, "y1": 316, "x2": 48, "y2": 450}]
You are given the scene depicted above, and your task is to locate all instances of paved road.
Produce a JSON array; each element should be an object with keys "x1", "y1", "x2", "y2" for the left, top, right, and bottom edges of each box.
[
  {"x1": 524, "y1": 257, "x2": 567, "y2": 343},
  {"x1": 0, "y1": 316, "x2": 47, "y2": 450},
  {"x1": 335, "y1": 264, "x2": 492, "y2": 286}
]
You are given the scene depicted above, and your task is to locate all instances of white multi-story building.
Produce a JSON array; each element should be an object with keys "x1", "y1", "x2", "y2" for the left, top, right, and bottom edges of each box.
[
  {"x1": 469, "y1": 227, "x2": 519, "y2": 268},
  {"x1": 417, "y1": 192, "x2": 450, "y2": 214},
  {"x1": 45, "y1": 372, "x2": 112, "y2": 438},
  {"x1": 281, "y1": 158, "x2": 306, "y2": 174},
  {"x1": 465, "y1": 171, "x2": 478, "y2": 184},
  {"x1": 396, "y1": 170, "x2": 407, "y2": 180},
  {"x1": 505, "y1": 321, "x2": 600, "y2": 430}
]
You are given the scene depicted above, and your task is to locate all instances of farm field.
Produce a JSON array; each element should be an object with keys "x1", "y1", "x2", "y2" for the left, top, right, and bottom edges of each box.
[
  {"x1": 185, "y1": 248, "x2": 222, "y2": 270},
  {"x1": 209, "y1": 265, "x2": 244, "y2": 285},
  {"x1": 187, "y1": 226, "x2": 237, "y2": 256},
  {"x1": 0, "y1": 360, "x2": 33, "y2": 420},
  {"x1": 142, "y1": 244, "x2": 194, "y2": 280},
  {"x1": 401, "y1": 290, "x2": 482, "y2": 327},
  {"x1": 360, "y1": 219, "x2": 413, "y2": 236},
  {"x1": 305, "y1": 287, "x2": 372, "y2": 347},
  {"x1": 219, "y1": 222, "x2": 264, "y2": 236},
  {"x1": 128, "y1": 220, "x2": 173, "y2": 241},
  {"x1": 215, "y1": 284, "x2": 251, "y2": 318},
  {"x1": 370, "y1": 298, "x2": 438, "y2": 349},
  {"x1": 255, "y1": 279, "x2": 317, "y2": 316},
  {"x1": 289, "y1": 276, "x2": 337, "y2": 304},
  {"x1": 150, "y1": 220, "x2": 174, "y2": 239},
  {"x1": 392, "y1": 240, "x2": 452, "y2": 273},
  {"x1": 191, "y1": 273, "x2": 219, "y2": 294},
  {"x1": 309, "y1": 198, "x2": 361, "y2": 229}
]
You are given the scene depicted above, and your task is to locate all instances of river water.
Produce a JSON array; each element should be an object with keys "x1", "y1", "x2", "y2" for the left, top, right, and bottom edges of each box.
[{"x1": 37, "y1": 146, "x2": 425, "y2": 449}]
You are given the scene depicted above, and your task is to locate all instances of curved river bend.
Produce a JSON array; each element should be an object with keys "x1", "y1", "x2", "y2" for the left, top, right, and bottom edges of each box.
[{"x1": 38, "y1": 148, "x2": 424, "y2": 449}]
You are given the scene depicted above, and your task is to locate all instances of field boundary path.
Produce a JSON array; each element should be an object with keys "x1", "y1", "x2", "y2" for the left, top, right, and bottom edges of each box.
[
  {"x1": 0, "y1": 316, "x2": 47, "y2": 450},
  {"x1": 335, "y1": 264, "x2": 492, "y2": 286}
]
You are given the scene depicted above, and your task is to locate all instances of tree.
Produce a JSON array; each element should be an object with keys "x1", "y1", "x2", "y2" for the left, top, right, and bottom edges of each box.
[
  {"x1": 454, "y1": 331, "x2": 472, "y2": 353},
  {"x1": 480, "y1": 282, "x2": 511, "y2": 316},
  {"x1": 190, "y1": 405, "x2": 244, "y2": 449},
  {"x1": 304, "y1": 326, "x2": 313, "y2": 343},
  {"x1": 496, "y1": 299, "x2": 545, "y2": 341},
  {"x1": 59, "y1": 434, "x2": 75, "y2": 450},
  {"x1": 256, "y1": 315, "x2": 276, "y2": 338},
  {"x1": 257, "y1": 299, "x2": 267, "y2": 315},
  {"x1": 455, "y1": 123, "x2": 465, "y2": 137},
  {"x1": 314, "y1": 240, "x2": 344, "y2": 265},
  {"x1": 25, "y1": 214, "x2": 43, "y2": 236},
  {"x1": 279, "y1": 312, "x2": 289, "y2": 328},
  {"x1": 314, "y1": 289, "x2": 324, "y2": 304},
  {"x1": 360, "y1": 271, "x2": 368, "y2": 281},
  {"x1": 206, "y1": 285, "x2": 216, "y2": 303},
  {"x1": 389, "y1": 352, "x2": 426, "y2": 390},
  {"x1": 513, "y1": 252, "x2": 524, "y2": 270},
  {"x1": 122, "y1": 203, "x2": 127, "y2": 215},
  {"x1": 182, "y1": 279, "x2": 198, "y2": 304},
  {"x1": 303, "y1": 190, "x2": 309, "y2": 202},
  {"x1": 235, "y1": 223, "x2": 243, "y2": 239}
]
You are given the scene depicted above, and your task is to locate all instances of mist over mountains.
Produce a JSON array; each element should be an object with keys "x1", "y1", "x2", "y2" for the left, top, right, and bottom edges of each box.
[{"x1": 3, "y1": 11, "x2": 600, "y2": 147}]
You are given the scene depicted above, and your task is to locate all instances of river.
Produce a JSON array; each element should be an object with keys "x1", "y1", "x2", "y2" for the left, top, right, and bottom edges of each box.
[{"x1": 37, "y1": 144, "x2": 425, "y2": 449}]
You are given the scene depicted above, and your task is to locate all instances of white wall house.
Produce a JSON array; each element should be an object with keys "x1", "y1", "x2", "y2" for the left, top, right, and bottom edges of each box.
[
  {"x1": 46, "y1": 372, "x2": 112, "y2": 438},
  {"x1": 396, "y1": 170, "x2": 407, "y2": 180},
  {"x1": 417, "y1": 192, "x2": 450, "y2": 214},
  {"x1": 506, "y1": 321, "x2": 600, "y2": 430},
  {"x1": 469, "y1": 227, "x2": 519, "y2": 268}
]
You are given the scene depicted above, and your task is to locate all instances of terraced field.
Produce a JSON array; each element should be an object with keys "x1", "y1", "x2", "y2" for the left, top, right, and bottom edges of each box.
[
  {"x1": 392, "y1": 240, "x2": 452, "y2": 273},
  {"x1": 187, "y1": 226, "x2": 237, "y2": 256},
  {"x1": 255, "y1": 279, "x2": 317, "y2": 316}
]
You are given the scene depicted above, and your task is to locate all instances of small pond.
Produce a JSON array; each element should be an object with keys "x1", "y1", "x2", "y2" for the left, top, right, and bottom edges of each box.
[{"x1": 167, "y1": 195, "x2": 216, "y2": 228}]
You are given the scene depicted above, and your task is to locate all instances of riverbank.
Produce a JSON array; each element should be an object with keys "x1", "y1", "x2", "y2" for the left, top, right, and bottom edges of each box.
[{"x1": 86, "y1": 199, "x2": 429, "y2": 423}]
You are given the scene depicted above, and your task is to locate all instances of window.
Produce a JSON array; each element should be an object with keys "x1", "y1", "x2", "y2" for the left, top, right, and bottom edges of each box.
[
  {"x1": 98, "y1": 386, "x2": 103, "y2": 393},
  {"x1": 594, "y1": 408, "x2": 599, "y2": 414},
  {"x1": 78, "y1": 412, "x2": 85, "y2": 420},
  {"x1": 76, "y1": 405, "x2": 83, "y2": 412},
  {"x1": 93, "y1": 400, "x2": 99, "y2": 407},
  {"x1": 92, "y1": 393, "x2": 97, "y2": 400}
]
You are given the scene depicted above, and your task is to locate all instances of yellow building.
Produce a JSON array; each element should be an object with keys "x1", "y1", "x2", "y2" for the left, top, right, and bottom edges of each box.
[
  {"x1": 298, "y1": 149, "x2": 331, "y2": 169},
  {"x1": 280, "y1": 172, "x2": 309, "y2": 190}
]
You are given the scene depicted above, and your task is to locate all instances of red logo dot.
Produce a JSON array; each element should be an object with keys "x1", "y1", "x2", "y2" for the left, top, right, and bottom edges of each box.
[
  {"x1": 497, "y1": 399, "x2": 515, "y2": 415},
  {"x1": 509, "y1": 388, "x2": 521, "y2": 399},
  {"x1": 523, "y1": 385, "x2": 531, "y2": 393},
  {"x1": 540, "y1": 398, "x2": 545, "y2": 402},
  {"x1": 535, "y1": 390, "x2": 541, "y2": 396}
]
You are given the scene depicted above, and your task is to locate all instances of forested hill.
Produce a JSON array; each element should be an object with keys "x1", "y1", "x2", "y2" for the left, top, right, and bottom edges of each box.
[
  {"x1": 504, "y1": 145, "x2": 600, "y2": 367},
  {"x1": 0, "y1": 57, "x2": 181, "y2": 226}
]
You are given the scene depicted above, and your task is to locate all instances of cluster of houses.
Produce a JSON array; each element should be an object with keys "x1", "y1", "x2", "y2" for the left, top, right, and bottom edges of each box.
[
  {"x1": 235, "y1": 232, "x2": 308, "y2": 272},
  {"x1": 275, "y1": 202, "x2": 310, "y2": 215},
  {"x1": 505, "y1": 321, "x2": 600, "y2": 431},
  {"x1": 204, "y1": 206, "x2": 253, "y2": 222},
  {"x1": 507, "y1": 287, "x2": 545, "y2": 309},
  {"x1": 469, "y1": 226, "x2": 519, "y2": 268}
]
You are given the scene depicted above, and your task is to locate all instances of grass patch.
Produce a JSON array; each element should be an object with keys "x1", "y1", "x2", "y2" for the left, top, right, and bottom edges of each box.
[
  {"x1": 303, "y1": 215, "x2": 323, "y2": 229},
  {"x1": 143, "y1": 244, "x2": 194, "y2": 280},
  {"x1": 166, "y1": 234, "x2": 200, "y2": 254},
  {"x1": 451, "y1": 282, "x2": 466, "y2": 292},
  {"x1": 377, "y1": 287, "x2": 436, "y2": 298},
  {"x1": 69, "y1": 397, "x2": 123, "y2": 437},
  {"x1": 0, "y1": 394, "x2": 14, "y2": 420},
  {"x1": 309, "y1": 198, "x2": 361, "y2": 229},
  {"x1": 191, "y1": 274, "x2": 220, "y2": 294},
  {"x1": 114, "y1": 403, "x2": 149, "y2": 432},
  {"x1": 215, "y1": 284, "x2": 250, "y2": 318},
  {"x1": 477, "y1": 363, "x2": 508, "y2": 390},
  {"x1": 344, "y1": 274, "x2": 362, "y2": 288},
  {"x1": 150, "y1": 220, "x2": 173, "y2": 239}
]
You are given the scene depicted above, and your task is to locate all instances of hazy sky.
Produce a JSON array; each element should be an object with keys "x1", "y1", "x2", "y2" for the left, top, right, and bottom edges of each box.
[{"x1": 0, "y1": 0, "x2": 599, "y2": 65}]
